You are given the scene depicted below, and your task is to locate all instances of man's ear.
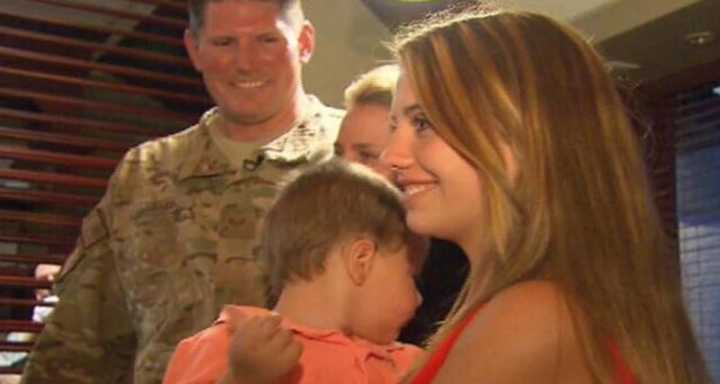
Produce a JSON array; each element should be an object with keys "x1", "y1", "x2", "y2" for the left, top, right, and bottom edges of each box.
[
  {"x1": 297, "y1": 21, "x2": 315, "y2": 64},
  {"x1": 184, "y1": 29, "x2": 202, "y2": 71},
  {"x1": 343, "y1": 238, "x2": 377, "y2": 286}
]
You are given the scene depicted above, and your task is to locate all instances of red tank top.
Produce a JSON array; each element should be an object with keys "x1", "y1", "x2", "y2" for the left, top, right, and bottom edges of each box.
[{"x1": 410, "y1": 309, "x2": 637, "y2": 384}]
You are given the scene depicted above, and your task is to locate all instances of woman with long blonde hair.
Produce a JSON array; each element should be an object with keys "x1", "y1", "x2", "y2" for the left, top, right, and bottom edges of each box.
[{"x1": 383, "y1": 7, "x2": 710, "y2": 384}]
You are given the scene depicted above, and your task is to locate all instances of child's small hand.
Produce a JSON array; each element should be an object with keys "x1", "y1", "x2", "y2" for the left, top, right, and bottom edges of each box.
[{"x1": 224, "y1": 315, "x2": 303, "y2": 384}]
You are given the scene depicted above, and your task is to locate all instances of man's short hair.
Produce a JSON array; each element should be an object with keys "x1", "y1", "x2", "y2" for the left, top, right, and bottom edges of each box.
[
  {"x1": 187, "y1": 0, "x2": 304, "y2": 36},
  {"x1": 260, "y1": 159, "x2": 428, "y2": 298}
]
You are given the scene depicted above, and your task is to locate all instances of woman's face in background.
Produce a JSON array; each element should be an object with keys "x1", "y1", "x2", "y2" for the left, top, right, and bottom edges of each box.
[{"x1": 335, "y1": 103, "x2": 393, "y2": 180}]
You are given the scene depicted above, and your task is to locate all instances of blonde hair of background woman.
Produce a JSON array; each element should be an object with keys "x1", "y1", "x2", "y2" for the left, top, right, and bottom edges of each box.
[{"x1": 343, "y1": 64, "x2": 400, "y2": 109}]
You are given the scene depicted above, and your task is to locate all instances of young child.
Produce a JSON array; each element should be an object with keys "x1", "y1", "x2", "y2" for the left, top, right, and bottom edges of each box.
[{"x1": 163, "y1": 160, "x2": 428, "y2": 384}]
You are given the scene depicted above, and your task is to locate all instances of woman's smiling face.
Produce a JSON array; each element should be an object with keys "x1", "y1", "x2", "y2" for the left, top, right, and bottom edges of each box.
[{"x1": 382, "y1": 74, "x2": 488, "y2": 252}]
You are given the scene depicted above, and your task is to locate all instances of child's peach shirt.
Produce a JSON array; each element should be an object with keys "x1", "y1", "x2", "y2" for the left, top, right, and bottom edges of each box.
[{"x1": 163, "y1": 305, "x2": 424, "y2": 384}]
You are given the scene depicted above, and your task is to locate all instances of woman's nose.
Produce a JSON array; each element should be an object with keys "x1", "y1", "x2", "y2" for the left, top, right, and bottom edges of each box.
[{"x1": 380, "y1": 129, "x2": 414, "y2": 173}]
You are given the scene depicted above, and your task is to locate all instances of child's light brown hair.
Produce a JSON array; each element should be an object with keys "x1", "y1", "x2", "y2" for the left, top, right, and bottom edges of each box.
[{"x1": 260, "y1": 159, "x2": 428, "y2": 298}]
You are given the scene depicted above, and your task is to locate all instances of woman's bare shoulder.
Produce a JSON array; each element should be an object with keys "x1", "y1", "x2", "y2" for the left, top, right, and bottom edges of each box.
[{"x1": 431, "y1": 281, "x2": 593, "y2": 383}]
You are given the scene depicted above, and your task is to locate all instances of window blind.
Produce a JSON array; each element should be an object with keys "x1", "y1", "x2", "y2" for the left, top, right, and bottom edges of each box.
[{"x1": 676, "y1": 80, "x2": 720, "y2": 380}]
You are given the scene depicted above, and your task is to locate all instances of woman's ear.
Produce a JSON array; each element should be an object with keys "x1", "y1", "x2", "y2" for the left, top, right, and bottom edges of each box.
[{"x1": 342, "y1": 238, "x2": 377, "y2": 286}]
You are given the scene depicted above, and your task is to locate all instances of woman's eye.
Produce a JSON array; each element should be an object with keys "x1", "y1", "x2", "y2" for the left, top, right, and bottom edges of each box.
[
  {"x1": 412, "y1": 115, "x2": 434, "y2": 133},
  {"x1": 359, "y1": 151, "x2": 380, "y2": 162}
]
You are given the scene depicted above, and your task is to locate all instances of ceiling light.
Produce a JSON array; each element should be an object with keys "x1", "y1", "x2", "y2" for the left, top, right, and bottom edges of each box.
[
  {"x1": 685, "y1": 31, "x2": 716, "y2": 46},
  {"x1": 607, "y1": 60, "x2": 641, "y2": 70}
]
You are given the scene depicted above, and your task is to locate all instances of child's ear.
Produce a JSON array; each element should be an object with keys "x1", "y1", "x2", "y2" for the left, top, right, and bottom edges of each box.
[{"x1": 343, "y1": 238, "x2": 377, "y2": 286}]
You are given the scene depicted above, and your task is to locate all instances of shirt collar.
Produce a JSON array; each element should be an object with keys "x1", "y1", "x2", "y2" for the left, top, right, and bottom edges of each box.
[
  {"x1": 178, "y1": 96, "x2": 334, "y2": 181},
  {"x1": 260, "y1": 95, "x2": 327, "y2": 163},
  {"x1": 177, "y1": 108, "x2": 235, "y2": 180},
  {"x1": 216, "y1": 305, "x2": 409, "y2": 361}
]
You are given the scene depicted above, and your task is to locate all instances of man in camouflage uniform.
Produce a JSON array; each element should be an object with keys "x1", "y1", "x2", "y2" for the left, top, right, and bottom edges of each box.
[{"x1": 21, "y1": 1, "x2": 342, "y2": 383}]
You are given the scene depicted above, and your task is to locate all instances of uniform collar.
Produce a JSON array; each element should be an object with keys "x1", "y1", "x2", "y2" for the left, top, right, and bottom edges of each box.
[
  {"x1": 178, "y1": 96, "x2": 334, "y2": 181},
  {"x1": 177, "y1": 110, "x2": 233, "y2": 180}
]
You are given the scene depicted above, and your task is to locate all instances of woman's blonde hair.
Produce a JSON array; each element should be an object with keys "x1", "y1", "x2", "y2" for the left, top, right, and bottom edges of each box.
[
  {"x1": 393, "y1": 8, "x2": 710, "y2": 383},
  {"x1": 343, "y1": 64, "x2": 400, "y2": 109}
]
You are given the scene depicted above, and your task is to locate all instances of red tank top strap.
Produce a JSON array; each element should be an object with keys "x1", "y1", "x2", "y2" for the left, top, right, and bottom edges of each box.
[
  {"x1": 411, "y1": 307, "x2": 638, "y2": 384},
  {"x1": 410, "y1": 308, "x2": 481, "y2": 384},
  {"x1": 609, "y1": 342, "x2": 637, "y2": 384}
]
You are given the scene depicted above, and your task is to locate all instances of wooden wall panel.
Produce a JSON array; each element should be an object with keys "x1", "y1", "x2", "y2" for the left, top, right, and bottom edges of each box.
[{"x1": 0, "y1": 0, "x2": 208, "y2": 371}]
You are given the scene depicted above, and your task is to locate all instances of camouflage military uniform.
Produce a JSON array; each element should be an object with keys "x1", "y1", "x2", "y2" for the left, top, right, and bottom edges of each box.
[{"x1": 21, "y1": 97, "x2": 343, "y2": 384}]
